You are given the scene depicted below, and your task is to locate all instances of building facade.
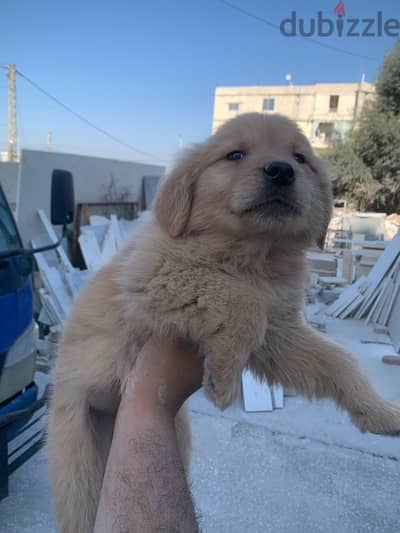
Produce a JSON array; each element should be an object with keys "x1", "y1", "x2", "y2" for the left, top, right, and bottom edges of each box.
[{"x1": 212, "y1": 82, "x2": 374, "y2": 148}]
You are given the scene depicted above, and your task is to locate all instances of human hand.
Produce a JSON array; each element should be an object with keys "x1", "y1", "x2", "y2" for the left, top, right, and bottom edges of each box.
[{"x1": 121, "y1": 337, "x2": 204, "y2": 417}]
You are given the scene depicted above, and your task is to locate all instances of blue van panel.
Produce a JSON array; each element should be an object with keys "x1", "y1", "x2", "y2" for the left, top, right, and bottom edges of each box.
[
  {"x1": 16, "y1": 279, "x2": 34, "y2": 334},
  {"x1": 0, "y1": 291, "x2": 17, "y2": 353},
  {"x1": 0, "y1": 278, "x2": 33, "y2": 354},
  {"x1": 0, "y1": 382, "x2": 38, "y2": 440}
]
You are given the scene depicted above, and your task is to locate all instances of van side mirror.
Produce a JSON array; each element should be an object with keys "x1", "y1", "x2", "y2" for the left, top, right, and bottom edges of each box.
[
  {"x1": 51, "y1": 169, "x2": 75, "y2": 226},
  {"x1": 0, "y1": 169, "x2": 76, "y2": 260}
]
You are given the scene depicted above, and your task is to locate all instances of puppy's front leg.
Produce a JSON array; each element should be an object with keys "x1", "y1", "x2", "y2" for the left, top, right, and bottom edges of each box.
[
  {"x1": 202, "y1": 295, "x2": 267, "y2": 410},
  {"x1": 250, "y1": 322, "x2": 400, "y2": 435}
]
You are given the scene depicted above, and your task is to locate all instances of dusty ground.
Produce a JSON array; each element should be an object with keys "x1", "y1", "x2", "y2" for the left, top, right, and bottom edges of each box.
[{"x1": 1, "y1": 318, "x2": 399, "y2": 533}]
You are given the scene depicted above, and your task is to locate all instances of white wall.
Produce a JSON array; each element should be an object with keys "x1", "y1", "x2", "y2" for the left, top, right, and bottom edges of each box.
[{"x1": 17, "y1": 149, "x2": 164, "y2": 245}]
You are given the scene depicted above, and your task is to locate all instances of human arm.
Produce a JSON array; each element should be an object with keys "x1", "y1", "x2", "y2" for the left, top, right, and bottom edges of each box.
[{"x1": 94, "y1": 337, "x2": 203, "y2": 533}]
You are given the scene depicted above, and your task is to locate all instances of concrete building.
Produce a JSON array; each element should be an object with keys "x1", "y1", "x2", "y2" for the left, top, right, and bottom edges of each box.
[{"x1": 212, "y1": 82, "x2": 374, "y2": 148}]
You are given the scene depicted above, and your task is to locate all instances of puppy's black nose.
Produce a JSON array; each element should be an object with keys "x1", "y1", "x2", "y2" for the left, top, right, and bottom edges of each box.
[{"x1": 264, "y1": 161, "x2": 295, "y2": 186}]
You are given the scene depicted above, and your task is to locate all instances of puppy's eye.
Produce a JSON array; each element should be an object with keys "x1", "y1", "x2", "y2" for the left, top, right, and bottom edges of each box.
[
  {"x1": 226, "y1": 150, "x2": 245, "y2": 161},
  {"x1": 294, "y1": 152, "x2": 306, "y2": 164}
]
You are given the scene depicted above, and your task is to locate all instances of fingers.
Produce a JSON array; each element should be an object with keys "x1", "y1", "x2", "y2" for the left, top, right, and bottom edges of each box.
[{"x1": 122, "y1": 336, "x2": 204, "y2": 415}]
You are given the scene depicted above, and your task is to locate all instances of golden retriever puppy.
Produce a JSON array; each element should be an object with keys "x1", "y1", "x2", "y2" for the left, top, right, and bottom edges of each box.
[{"x1": 48, "y1": 113, "x2": 400, "y2": 533}]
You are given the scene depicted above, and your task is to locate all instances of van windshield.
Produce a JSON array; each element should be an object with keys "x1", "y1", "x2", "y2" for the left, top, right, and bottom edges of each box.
[{"x1": 0, "y1": 188, "x2": 21, "y2": 253}]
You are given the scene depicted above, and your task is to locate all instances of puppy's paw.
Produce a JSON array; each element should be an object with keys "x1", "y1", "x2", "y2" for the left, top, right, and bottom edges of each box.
[
  {"x1": 203, "y1": 358, "x2": 241, "y2": 410},
  {"x1": 351, "y1": 400, "x2": 400, "y2": 436}
]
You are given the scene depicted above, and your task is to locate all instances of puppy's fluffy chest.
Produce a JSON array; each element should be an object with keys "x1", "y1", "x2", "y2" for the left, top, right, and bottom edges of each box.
[{"x1": 118, "y1": 225, "x2": 306, "y2": 342}]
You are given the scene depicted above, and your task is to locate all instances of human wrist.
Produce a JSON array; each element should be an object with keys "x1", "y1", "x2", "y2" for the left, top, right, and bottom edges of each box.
[{"x1": 120, "y1": 376, "x2": 183, "y2": 418}]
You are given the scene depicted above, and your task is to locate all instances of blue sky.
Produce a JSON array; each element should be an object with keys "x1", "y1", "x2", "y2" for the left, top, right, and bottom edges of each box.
[{"x1": 1, "y1": 0, "x2": 398, "y2": 165}]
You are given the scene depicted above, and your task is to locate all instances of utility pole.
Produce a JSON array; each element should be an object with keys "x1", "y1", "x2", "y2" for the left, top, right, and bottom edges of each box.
[
  {"x1": 8, "y1": 64, "x2": 17, "y2": 162},
  {"x1": 46, "y1": 132, "x2": 53, "y2": 151}
]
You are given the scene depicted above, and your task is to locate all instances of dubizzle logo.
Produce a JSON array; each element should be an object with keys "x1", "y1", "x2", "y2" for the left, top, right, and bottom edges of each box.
[{"x1": 280, "y1": 2, "x2": 400, "y2": 38}]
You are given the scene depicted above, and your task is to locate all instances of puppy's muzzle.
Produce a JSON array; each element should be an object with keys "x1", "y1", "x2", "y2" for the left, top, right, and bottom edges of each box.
[{"x1": 264, "y1": 161, "x2": 295, "y2": 187}]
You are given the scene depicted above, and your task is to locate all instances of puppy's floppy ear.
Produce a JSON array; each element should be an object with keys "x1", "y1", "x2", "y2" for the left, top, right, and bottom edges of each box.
[
  {"x1": 317, "y1": 205, "x2": 332, "y2": 250},
  {"x1": 153, "y1": 147, "x2": 201, "y2": 237}
]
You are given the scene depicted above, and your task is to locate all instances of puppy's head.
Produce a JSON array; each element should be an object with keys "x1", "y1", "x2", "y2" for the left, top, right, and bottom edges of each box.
[{"x1": 154, "y1": 113, "x2": 332, "y2": 249}]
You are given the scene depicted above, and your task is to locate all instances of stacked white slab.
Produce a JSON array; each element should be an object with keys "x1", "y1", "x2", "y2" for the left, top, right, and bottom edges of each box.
[
  {"x1": 326, "y1": 230, "x2": 400, "y2": 352},
  {"x1": 32, "y1": 210, "x2": 152, "y2": 325},
  {"x1": 32, "y1": 210, "x2": 91, "y2": 326},
  {"x1": 242, "y1": 370, "x2": 284, "y2": 412},
  {"x1": 78, "y1": 212, "x2": 153, "y2": 273}
]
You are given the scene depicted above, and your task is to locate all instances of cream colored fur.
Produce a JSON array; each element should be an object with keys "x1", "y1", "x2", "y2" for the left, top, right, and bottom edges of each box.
[{"x1": 48, "y1": 113, "x2": 400, "y2": 533}]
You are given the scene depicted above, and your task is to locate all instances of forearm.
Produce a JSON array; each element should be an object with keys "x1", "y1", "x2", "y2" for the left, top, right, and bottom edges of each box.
[{"x1": 94, "y1": 399, "x2": 199, "y2": 533}]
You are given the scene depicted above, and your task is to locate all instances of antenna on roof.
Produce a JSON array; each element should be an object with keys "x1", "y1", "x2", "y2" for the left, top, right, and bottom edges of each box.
[{"x1": 285, "y1": 73, "x2": 293, "y2": 86}]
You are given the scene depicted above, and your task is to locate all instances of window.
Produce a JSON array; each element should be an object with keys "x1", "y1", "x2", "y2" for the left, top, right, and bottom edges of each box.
[
  {"x1": 0, "y1": 188, "x2": 20, "y2": 253},
  {"x1": 315, "y1": 122, "x2": 335, "y2": 143},
  {"x1": 262, "y1": 98, "x2": 275, "y2": 111},
  {"x1": 329, "y1": 95, "x2": 339, "y2": 112},
  {"x1": 228, "y1": 102, "x2": 240, "y2": 111}
]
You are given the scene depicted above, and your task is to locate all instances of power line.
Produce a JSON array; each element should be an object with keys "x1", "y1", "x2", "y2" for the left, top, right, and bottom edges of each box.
[
  {"x1": 16, "y1": 69, "x2": 167, "y2": 163},
  {"x1": 215, "y1": 0, "x2": 379, "y2": 62}
]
